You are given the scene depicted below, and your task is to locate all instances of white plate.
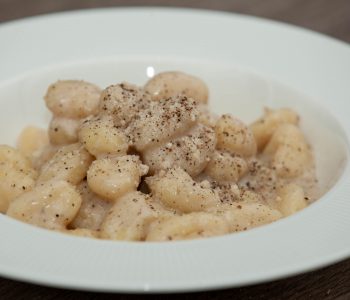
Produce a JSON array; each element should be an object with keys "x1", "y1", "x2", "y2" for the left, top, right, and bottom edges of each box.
[{"x1": 0, "y1": 7, "x2": 350, "y2": 293}]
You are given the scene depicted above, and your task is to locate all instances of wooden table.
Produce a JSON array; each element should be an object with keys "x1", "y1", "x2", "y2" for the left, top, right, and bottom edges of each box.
[{"x1": 0, "y1": 1, "x2": 349, "y2": 299}]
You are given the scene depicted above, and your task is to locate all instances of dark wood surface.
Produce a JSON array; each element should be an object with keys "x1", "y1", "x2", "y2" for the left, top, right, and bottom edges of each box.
[{"x1": 0, "y1": 0, "x2": 350, "y2": 299}]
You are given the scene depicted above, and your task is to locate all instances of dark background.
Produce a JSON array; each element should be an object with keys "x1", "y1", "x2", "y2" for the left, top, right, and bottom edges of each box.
[{"x1": 1, "y1": 0, "x2": 350, "y2": 299}]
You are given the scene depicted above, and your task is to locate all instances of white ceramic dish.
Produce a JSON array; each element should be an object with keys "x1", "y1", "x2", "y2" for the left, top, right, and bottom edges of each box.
[{"x1": 0, "y1": 7, "x2": 350, "y2": 293}]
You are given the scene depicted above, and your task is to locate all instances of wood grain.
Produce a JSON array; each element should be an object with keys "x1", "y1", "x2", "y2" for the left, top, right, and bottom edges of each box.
[{"x1": 0, "y1": 0, "x2": 350, "y2": 299}]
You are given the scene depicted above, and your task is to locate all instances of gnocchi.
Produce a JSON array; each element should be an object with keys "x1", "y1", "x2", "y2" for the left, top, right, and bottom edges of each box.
[
  {"x1": 250, "y1": 108, "x2": 299, "y2": 151},
  {"x1": 263, "y1": 124, "x2": 312, "y2": 178},
  {"x1": 7, "y1": 180, "x2": 82, "y2": 230},
  {"x1": 215, "y1": 114, "x2": 257, "y2": 157},
  {"x1": 17, "y1": 126, "x2": 49, "y2": 160},
  {"x1": 45, "y1": 80, "x2": 101, "y2": 146},
  {"x1": 0, "y1": 145, "x2": 37, "y2": 212},
  {"x1": 276, "y1": 183, "x2": 307, "y2": 216},
  {"x1": 146, "y1": 167, "x2": 220, "y2": 213},
  {"x1": 144, "y1": 71, "x2": 209, "y2": 104},
  {"x1": 70, "y1": 181, "x2": 112, "y2": 230},
  {"x1": 204, "y1": 151, "x2": 248, "y2": 183},
  {"x1": 100, "y1": 191, "x2": 171, "y2": 241},
  {"x1": 146, "y1": 212, "x2": 230, "y2": 241},
  {"x1": 79, "y1": 116, "x2": 128, "y2": 157},
  {"x1": 45, "y1": 80, "x2": 101, "y2": 119},
  {"x1": 37, "y1": 143, "x2": 93, "y2": 184},
  {"x1": 48, "y1": 117, "x2": 81, "y2": 145},
  {"x1": 1, "y1": 71, "x2": 318, "y2": 242},
  {"x1": 87, "y1": 155, "x2": 148, "y2": 201}
]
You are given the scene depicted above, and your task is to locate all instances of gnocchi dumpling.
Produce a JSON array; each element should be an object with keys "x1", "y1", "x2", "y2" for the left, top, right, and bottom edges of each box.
[
  {"x1": 99, "y1": 82, "x2": 150, "y2": 127},
  {"x1": 127, "y1": 95, "x2": 198, "y2": 151},
  {"x1": 264, "y1": 124, "x2": 312, "y2": 178},
  {"x1": 146, "y1": 168, "x2": 220, "y2": 213},
  {"x1": 38, "y1": 143, "x2": 93, "y2": 185},
  {"x1": 45, "y1": 80, "x2": 101, "y2": 119},
  {"x1": 31, "y1": 144, "x2": 59, "y2": 171},
  {"x1": 7, "y1": 180, "x2": 82, "y2": 230},
  {"x1": 44, "y1": 80, "x2": 101, "y2": 145},
  {"x1": 0, "y1": 146, "x2": 37, "y2": 213},
  {"x1": 205, "y1": 151, "x2": 248, "y2": 183},
  {"x1": 221, "y1": 202, "x2": 282, "y2": 232},
  {"x1": 215, "y1": 114, "x2": 257, "y2": 157},
  {"x1": 17, "y1": 126, "x2": 49, "y2": 160},
  {"x1": 48, "y1": 117, "x2": 81, "y2": 145},
  {"x1": 100, "y1": 191, "x2": 170, "y2": 241},
  {"x1": 144, "y1": 71, "x2": 209, "y2": 104},
  {"x1": 128, "y1": 94, "x2": 215, "y2": 176},
  {"x1": 70, "y1": 181, "x2": 112, "y2": 231},
  {"x1": 239, "y1": 161, "x2": 279, "y2": 203},
  {"x1": 250, "y1": 108, "x2": 299, "y2": 151},
  {"x1": 87, "y1": 155, "x2": 148, "y2": 201},
  {"x1": 79, "y1": 116, "x2": 128, "y2": 157},
  {"x1": 146, "y1": 212, "x2": 230, "y2": 241},
  {"x1": 0, "y1": 145, "x2": 37, "y2": 177},
  {"x1": 276, "y1": 183, "x2": 307, "y2": 216},
  {"x1": 0, "y1": 163, "x2": 36, "y2": 213},
  {"x1": 143, "y1": 124, "x2": 216, "y2": 177}
]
